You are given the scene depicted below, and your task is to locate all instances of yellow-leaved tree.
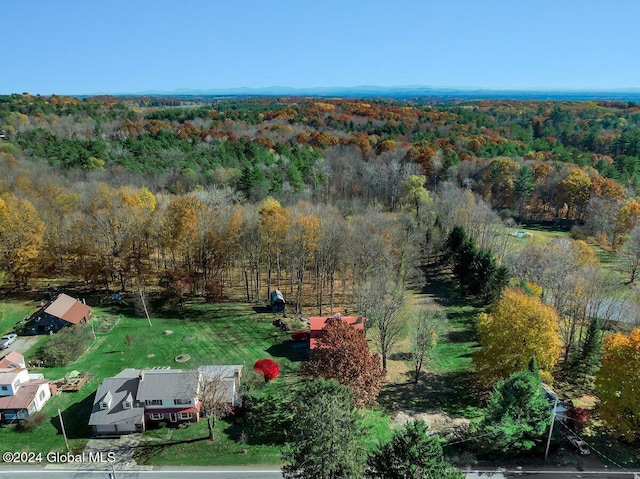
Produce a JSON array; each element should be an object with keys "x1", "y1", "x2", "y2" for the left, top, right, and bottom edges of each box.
[
  {"x1": 0, "y1": 195, "x2": 45, "y2": 286},
  {"x1": 474, "y1": 287, "x2": 561, "y2": 385},
  {"x1": 258, "y1": 197, "x2": 290, "y2": 299},
  {"x1": 595, "y1": 329, "x2": 640, "y2": 442}
]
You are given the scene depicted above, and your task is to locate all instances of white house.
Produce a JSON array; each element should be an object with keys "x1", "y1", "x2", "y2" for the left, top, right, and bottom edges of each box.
[{"x1": 0, "y1": 366, "x2": 52, "y2": 422}]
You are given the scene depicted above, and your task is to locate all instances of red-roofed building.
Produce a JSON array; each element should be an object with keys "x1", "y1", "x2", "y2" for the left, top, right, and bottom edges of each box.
[
  {"x1": 24, "y1": 293, "x2": 91, "y2": 335},
  {"x1": 0, "y1": 367, "x2": 52, "y2": 422},
  {"x1": 0, "y1": 351, "x2": 26, "y2": 369},
  {"x1": 308, "y1": 313, "x2": 365, "y2": 349}
]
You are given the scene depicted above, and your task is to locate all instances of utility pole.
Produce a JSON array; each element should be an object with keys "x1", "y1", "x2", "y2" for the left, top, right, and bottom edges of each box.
[
  {"x1": 545, "y1": 396, "x2": 558, "y2": 460},
  {"x1": 58, "y1": 409, "x2": 70, "y2": 452}
]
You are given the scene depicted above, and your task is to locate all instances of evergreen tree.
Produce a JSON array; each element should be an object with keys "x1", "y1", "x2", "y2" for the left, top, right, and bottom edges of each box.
[
  {"x1": 366, "y1": 419, "x2": 463, "y2": 479},
  {"x1": 515, "y1": 165, "x2": 536, "y2": 219},
  {"x1": 476, "y1": 366, "x2": 552, "y2": 457},
  {"x1": 281, "y1": 379, "x2": 367, "y2": 479},
  {"x1": 527, "y1": 356, "x2": 541, "y2": 379},
  {"x1": 448, "y1": 225, "x2": 509, "y2": 305},
  {"x1": 579, "y1": 317, "x2": 603, "y2": 376}
]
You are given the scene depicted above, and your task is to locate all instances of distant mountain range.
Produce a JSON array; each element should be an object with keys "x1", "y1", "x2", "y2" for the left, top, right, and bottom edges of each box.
[{"x1": 113, "y1": 85, "x2": 640, "y2": 101}]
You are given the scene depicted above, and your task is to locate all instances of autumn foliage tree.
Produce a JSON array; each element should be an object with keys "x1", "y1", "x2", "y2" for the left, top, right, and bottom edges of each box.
[
  {"x1": 595, "y1": 329, "x2": 640, "y2": 442},
  {"x1": 258, "y1": 197, "x2": 290, "y2": 299},
  {"x1": 0, "y1": 195, "x2": 45, "y2": 286},
  {"x1": 301, "y1": 318, "x2": 385, "y2": 407},
  {"x1": 474, "y1": 287, "x2": 561, "y2": 385},
  {"x1": 253, "y1": 358, "x2": 280, "y2": 382}
]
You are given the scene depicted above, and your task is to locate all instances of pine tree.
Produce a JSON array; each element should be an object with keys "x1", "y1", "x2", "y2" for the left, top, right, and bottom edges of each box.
[
  {"x1": 580, "y1": 317, "x2": 603, "y2": 376},
  {"x1": 281, "y1": 380, "x2": 367, "y2": 479},
  {"x1": 527, "y1": 356, "x2": 541, "y2": 380},
  {"x1": 477, "y1": 366, "x2": 552, "y2": 457},
  {"x1": 366, "y1": 419, "x2": 463, "y2": 479}
]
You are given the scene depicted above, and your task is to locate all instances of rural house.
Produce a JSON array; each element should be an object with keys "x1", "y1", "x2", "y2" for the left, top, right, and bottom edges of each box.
[
  {"x1": 89, "y1": 365, "x2": 243, "y2": 436},
  {"x1": 0, "y1": 351, "x2": 26, "y2": 369},
  {"x1": 23, "y1": 293, "x2": 91, "y2": 335},
  {"x1": 0, "y1": 356, "x2": 53, "y2": 423},
  {"x1": 308, "y1": 313, "x2": 365, "y2": 350}
]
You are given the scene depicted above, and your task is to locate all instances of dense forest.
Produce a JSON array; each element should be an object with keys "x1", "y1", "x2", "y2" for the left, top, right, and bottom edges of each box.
[{"x1": 2, "y1": 93, "x2": 640, "y2": 298}]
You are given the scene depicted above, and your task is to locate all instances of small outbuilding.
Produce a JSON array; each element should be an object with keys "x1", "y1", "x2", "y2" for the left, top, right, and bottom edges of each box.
[{"x1": 270, "y1": 290, "x2": 285, "y2": 313}]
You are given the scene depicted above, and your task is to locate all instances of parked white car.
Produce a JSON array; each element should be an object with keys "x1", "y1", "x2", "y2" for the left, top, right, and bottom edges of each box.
[{"x1": 1, "y1": 334, "x2": 17, "y2": 346}]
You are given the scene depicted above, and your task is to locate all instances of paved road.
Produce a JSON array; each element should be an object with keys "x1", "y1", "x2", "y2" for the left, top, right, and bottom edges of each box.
[
  {"x1": 465, "y1": 468, "x2": 640, "y2": 478},
  {"x1": 2, "y1": 466, "x2": 640, "y2": 479},
  {"x1": 0, "y1": 465, "x2": 284, "y2": 479},
  {"x1": 1, "y1": 335, "x2": 39, "y2": 357}
]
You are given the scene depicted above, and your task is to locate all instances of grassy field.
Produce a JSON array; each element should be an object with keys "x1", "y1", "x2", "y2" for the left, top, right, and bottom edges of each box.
[
  {"x1": 135, "y1": 418, "x2": 282, "y2": 466},
  {"x1": 0, "y1": 299, "x2": 38, "y2": 336},
  {"x1": 378, "y1": 280, "x2": 484, "y2": 420},
  {"x1": 134, "y1": 407, "x2": 392, "y2": 466},
  {"x1": 513, "y1": 225, "x2": 571, "y2": 244},
  {"x1": 0, "y1": 297, "x2": 307, "y2": 457},
  {"x1": 37, "y1": 300, "x2": 307, "y2": 382}
]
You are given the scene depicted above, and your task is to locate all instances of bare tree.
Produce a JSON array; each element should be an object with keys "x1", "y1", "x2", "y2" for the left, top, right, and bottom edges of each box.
[
  {"x1": 621, "y1": 225, "x2": 640, "y2": 283},
  {"x1": 199, "y1": 369, "x2": 233, "y2": 440},
  {"x1": 409, "y1": 300, "x2": 446, "y2": 384},
  {"x1": 359, "y1": 277, "x2": 406, "y2": 371}
]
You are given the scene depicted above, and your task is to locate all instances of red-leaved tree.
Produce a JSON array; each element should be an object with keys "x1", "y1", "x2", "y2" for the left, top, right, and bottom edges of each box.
[
  {"x1": 301, "y1": 318, "x2": 385, "y2": 407},
  {"x1": 567, "y1": 406, "x2": 590, "y2": 432},
  {"x1": 253, "y1": 358, "x2": 280, "y2": 382},
  {"x1": 292, "y1": 331, "x2": 311, "y2": 342}
]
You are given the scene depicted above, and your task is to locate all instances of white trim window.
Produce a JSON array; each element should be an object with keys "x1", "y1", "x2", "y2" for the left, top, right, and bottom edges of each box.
[
  {"x1": 148, "y1": 413, "x2": 164, "y2": 421},
  {"x1": 173, "y1": 398, "x2": 190, "y2": 405},
  {"x1": 178, "y1": 412, "x2": 192, "y2": 420}
]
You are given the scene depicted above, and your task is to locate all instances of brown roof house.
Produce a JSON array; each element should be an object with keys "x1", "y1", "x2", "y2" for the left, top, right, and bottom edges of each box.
[
  {"x1": 0, "y1": 351, "x2": 26, "y2": 369},
  {"x1": 24, "y1": 293, "x2": 91, "y2": 335},
  {"x1": 0, "y1": 360, "x2": 53, "y2": 423}
]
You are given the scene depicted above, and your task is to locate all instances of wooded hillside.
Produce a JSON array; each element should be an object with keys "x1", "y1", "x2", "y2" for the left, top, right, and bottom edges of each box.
[{"x1": 1, "y1": 94, "x2": 640, "y2": 297}]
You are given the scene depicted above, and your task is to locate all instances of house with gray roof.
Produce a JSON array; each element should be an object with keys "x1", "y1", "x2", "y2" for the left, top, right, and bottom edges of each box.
[
  {"x1": 88, "y1": 372, "x2": 144, "y2": 435},
  {"x1": 89, "y1": 365, "x2": 243, "y2": 435}
]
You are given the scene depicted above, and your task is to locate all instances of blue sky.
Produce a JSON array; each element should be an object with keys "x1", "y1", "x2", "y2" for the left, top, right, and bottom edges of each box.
[{"x1": 2, "y1": 0, "x2": 639, "y2": 95}]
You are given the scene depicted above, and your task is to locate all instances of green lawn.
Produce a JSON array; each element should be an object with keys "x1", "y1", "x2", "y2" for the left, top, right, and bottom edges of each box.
[
  {"x1": 0, "y1": 299, "x2": 37, "y2": 336},
  {"x1": 513, "y1": 225, "x2": 571, "y2": 244},
  {"x1": 379, "y1": 280, "x2": 484, "y2": 419},
  {"x1": 134, "y1": 401, "x2": 392, "y2": 466},
  {"x1": 36, "y1": 300, "x2": 306, "y2": 382},
  {"x1": 0, "y1": 298, "x2": 307, "y2": 457},
  {"x1": 135, "y1": 418, "x2": 282, "y2": 466}
]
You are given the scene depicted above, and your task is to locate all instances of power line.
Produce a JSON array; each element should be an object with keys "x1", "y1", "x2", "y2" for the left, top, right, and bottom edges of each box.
[
  {"x1": 558, "y1": 420, "x2": 632, "y2": 473},
  {"x1": 442, "y1": 430, "x2": 497, "y2": 447},
  {"x1": 443, "y1": 415, "x2": 636, "y2": 476}
]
